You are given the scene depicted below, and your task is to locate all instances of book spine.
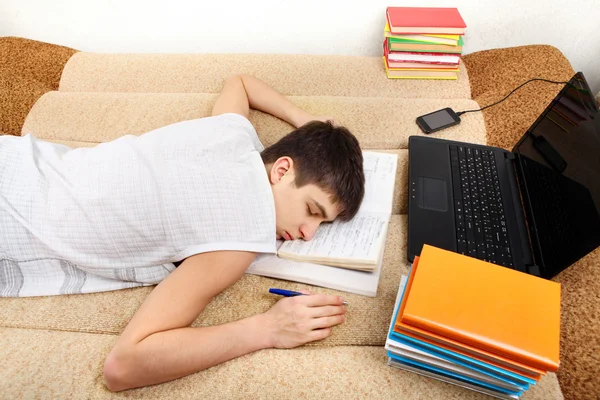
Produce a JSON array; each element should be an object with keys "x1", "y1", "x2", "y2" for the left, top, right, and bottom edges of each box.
[
  {"x1": 390, "y1": 29, "x2": 466, "y2": 35},
  {"x1": 388, "y1": 37, "x2": 459, "y2": 46},
  {"x1": 388, "y1": 353, "x2": 524, "y2": 396},
  {"x1": 402, "y1": 314, "x2": 559, "y2": 372},
  {"x1": 388, "y1": 44, "x2": 463, "y2": 54},
  {"x1": 384, "y1": 41, "x2": 460, "y2": 65},
  {"x1": 386, "y1": 58, "x2": 459, "y2": 66},
  {"x1": 394, "y1": 326, "x2": 544, "y2": 379},
  {"x1": 385, "y1": 75, "x2": 458, "y2": 81},
  {"x1": 387, "y1": 50, "x2": 462, "y2": 58},
  {"x1": 386, "y1": 37, "x2": 457, "y2": 46}
]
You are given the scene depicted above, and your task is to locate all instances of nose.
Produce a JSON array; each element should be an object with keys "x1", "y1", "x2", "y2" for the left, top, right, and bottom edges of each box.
[{"x1": 299, "y1": 220, "x2": 321, "y2": 241}]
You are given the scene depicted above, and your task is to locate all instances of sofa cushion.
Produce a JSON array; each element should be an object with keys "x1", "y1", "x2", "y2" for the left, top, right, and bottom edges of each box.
[
  {"x1": 0, "y1": 327, "x2": 564, "y2": 399},
  {"x1": 59, "y1": 52, "x2": 472, "y2": 99},
  {"x1": 22, "y1": 92, "x2": 485, "y2": 151}
]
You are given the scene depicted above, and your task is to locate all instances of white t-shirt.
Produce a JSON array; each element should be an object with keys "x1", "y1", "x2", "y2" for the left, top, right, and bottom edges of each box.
[{"x1": 0, "y1": 113, "x2": 277, "y2": 297}]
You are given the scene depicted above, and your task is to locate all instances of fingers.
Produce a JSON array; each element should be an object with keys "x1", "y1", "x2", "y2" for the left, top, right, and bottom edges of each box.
[
  {"x1": 298, "y1": 294, "x2": 345, "y2": 307},
  {"x1": 310, "y1": 314, "x2": 346, "y2": 330},
  {"x1": 309, "y1": 327, "x2": 332, "y2": 341},
  {"x1": 307, "y1": 305, "x2": 346, "y2": 318}
]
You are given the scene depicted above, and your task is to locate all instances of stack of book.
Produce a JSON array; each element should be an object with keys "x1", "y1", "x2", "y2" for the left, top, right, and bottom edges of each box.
[
  {"x1": 383, "y1": 6, "x2": 466, "y2": 80},
  {"x1": 386, "y1": 245, "x2": 561, "y2": 399}
]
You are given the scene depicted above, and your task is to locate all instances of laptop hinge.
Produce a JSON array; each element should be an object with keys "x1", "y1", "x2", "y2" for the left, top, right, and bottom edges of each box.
[{"x1": 504, "y1": 155, "x2": 535, "y2": 269}]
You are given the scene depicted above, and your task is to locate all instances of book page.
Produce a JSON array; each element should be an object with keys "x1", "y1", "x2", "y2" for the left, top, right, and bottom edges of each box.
[
  {"x1": 246, "y1": 240, "x2": 385, "y2": 297},
  {"x1": 278, "y1": 212, "x2": 389, "y2": 263},
  {"x1": 360, "y1": 151, "x2": 398, "y2": 214}
]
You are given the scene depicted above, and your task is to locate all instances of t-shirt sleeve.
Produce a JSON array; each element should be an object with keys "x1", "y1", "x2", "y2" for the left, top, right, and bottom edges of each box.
[{"x1": 218, "y1": 113, "x2": 265, "y2": 152}]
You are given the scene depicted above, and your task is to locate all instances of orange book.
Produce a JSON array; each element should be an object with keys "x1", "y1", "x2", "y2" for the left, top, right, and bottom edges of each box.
[
  {"x1": 394, "y1": 257, "x2": 544, "y2": 380},
  {"x1": 397, "y1": 245, "x2": 561, "y2": 372}
]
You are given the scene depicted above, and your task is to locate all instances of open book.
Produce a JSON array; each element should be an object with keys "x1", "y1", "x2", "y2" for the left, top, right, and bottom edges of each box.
[
  {"x1": 246, "y1": 151, "x2": 398, "y2": 296},
  {"x1": 276, "y1": 151, "x2": 398, "y2": 270}
]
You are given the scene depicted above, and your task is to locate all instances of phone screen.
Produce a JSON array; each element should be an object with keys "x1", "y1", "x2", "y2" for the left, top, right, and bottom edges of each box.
[{"x1": 422, "y1": 110, "x2": 456, "y2": 129}]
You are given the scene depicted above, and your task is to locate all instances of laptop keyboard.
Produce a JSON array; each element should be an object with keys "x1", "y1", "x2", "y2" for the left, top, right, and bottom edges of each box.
[{"x1": 450, "y1": 145, "x2": 514, "y2": 268}]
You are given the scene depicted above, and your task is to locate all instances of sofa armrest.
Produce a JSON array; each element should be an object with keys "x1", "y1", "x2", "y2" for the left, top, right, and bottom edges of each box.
[{"x1": 462, "y1": 45, "x2": 575, "y2": 150}]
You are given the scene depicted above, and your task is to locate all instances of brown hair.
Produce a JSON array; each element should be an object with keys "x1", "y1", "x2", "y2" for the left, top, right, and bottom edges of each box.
[{"x1": 261, "y1": 121, "x2": 365, "y2": 221}]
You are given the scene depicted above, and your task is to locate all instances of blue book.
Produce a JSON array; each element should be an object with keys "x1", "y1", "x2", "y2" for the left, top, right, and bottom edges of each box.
[
  {"x1": 386, "y1": 336, "x2": 527, "y2": 393},
  {"x1": 390, "y1": 333, "x2": 533, "y2": 388},
  {"x1": 388, "y1": 357, "x2": 520, "y2": 400},
  {"x1": 386, "y1": 272, "x2": 535, "y2": 391},
  {"x1": 388, "y1": 352, "x2": 523, "y2": 396}
]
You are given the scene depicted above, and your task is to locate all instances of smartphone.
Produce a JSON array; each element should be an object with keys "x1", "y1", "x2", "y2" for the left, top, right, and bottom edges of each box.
[{"x1": 416, "y1": 107, "x2": 461, "y2": 134}]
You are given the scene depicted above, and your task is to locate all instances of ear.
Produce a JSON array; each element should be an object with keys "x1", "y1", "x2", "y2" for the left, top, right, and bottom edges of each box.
[{"x1": 269, "y1": 156, "x2": 294, "y2": 184}]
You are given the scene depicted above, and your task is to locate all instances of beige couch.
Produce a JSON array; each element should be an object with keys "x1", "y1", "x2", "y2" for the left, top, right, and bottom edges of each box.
[{"x1": 1, "y1": 38, "x2": 598, "y2": 399}]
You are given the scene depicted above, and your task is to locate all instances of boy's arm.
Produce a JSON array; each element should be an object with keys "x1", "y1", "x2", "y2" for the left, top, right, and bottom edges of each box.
[
  {"x1": 103, "y1": 250, "x2": 346, "y2": 392},
  {"x1": 211, "y1": 74, "x2": 332, "y2": 128}
]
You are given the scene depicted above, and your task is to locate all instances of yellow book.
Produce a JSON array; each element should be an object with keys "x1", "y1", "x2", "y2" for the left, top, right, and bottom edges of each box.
[
  {"x1": 383, "y1": 58, "x2": 458, "y2": 80},
  {"x1": 384, "y1": 22, "x2": 460, "y2": 45}
]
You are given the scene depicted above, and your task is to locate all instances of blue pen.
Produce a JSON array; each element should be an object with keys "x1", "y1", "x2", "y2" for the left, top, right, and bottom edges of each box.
[{"x1": 269, "y1": 288, "x2": 349, "y2": 305}]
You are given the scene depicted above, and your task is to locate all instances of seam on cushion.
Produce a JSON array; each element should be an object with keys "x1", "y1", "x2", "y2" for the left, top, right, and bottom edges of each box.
[
  {"x1": 57, "y1": 52, "x2": 82, "y2": 91},
  {"x1": 0, "y1": 324, "x2": 121, "y2": 336}
]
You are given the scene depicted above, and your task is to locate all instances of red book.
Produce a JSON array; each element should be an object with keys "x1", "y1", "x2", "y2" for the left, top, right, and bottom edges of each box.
[
  {"x1": 383, "y1": 40, "x2": 460, "y2": 66},
  {"x1": 383, "y1": 56, "x2": 460, "y2": 73},
  {"x1": 386, "y1": 7, "x2": 467, "y2": 34}
]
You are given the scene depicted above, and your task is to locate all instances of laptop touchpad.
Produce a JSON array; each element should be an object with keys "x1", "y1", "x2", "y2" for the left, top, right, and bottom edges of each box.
[{"x1": 417, "y1": 176, "x2": 448, "y2": 212}]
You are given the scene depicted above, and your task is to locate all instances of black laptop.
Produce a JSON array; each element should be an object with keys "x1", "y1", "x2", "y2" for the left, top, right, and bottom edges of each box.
[{"x1": 407, "y1": 72, "x2": 600, "y2": 279}]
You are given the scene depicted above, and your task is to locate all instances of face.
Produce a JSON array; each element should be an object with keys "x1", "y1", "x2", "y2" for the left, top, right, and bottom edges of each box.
[{"x1": 268, "y1": 157, "x2": 339, "y2": 241}]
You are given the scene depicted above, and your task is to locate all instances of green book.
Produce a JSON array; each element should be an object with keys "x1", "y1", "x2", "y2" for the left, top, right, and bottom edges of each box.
[
  {"x1": 387, "y1": 36, "x2": 464, "y2": 54},
  {"x1": 389, "y1": 36, "x2": 464, "y2": 46}
]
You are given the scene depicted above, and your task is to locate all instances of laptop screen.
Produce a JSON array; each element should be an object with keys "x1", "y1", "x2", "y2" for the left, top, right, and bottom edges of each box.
[{"x1": 513, "y1": 72, "x2": 600, "y2": 276}]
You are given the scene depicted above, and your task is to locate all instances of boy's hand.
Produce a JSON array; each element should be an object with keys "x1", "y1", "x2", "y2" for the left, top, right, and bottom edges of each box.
[
  {"x1": 212, "y1": 74, "x2": 338, "y2": 129},
  {"x1": 261, "y1": 291, "x2": 347, "y2": 349}
]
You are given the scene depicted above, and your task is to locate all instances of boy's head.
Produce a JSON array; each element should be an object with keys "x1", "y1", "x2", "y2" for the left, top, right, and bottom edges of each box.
[{"x1": 261, "y1": 121, "x2": 365, "y2": 241}]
